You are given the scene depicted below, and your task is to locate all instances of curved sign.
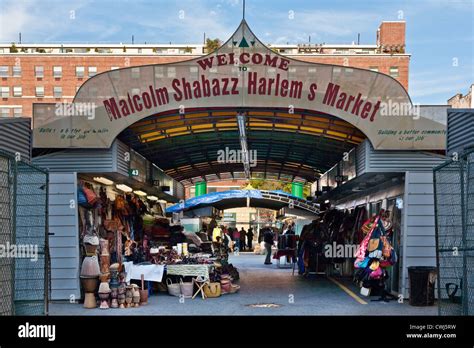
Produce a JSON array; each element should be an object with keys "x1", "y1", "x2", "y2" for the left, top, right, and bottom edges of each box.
[{"x1": 33, "y1": 20, "x2": 446, "y2": 150}]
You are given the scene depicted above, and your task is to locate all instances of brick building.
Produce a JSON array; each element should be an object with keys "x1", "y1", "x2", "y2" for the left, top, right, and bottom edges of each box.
[{"x1": 0, "y1": 21, "x2": 408, "y2": 117}]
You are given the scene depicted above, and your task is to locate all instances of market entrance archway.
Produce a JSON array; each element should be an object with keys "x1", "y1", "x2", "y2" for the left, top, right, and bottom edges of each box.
[{"x1": 33, "y1": 19, "x2": 446, "y2": 165}]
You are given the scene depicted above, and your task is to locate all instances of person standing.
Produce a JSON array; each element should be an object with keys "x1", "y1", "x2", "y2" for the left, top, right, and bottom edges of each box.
[
  {"x1": 239, "y1": 227, "x2": 247, "y2": 251},
  {"x1": 232, "y1": 227, "x2": 241, "y2": 252},
  {"x1": 247, "y1": 227, "x2": 254, "y2": 250},
  {"x1": 263, "y1": 228, "x2": 274, "y2": 265}
]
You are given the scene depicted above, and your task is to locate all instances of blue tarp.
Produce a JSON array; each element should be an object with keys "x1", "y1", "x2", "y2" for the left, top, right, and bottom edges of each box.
[{"x1": 166, "y1": 189, "x2": 264, "y2": 213}]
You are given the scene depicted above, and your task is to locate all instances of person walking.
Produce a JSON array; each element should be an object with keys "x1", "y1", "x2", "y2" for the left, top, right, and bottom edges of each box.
[
  {"x1": 247, "y1": 227, "x2": 254, "y2": 250},
  {"x1": 239, "y1": 227, "x2": 247, "y2": 251},
  {"x1": 263, "y1": 228, "x2": 274, "y2": 265},
  {"x1": 232, "y1": 227, "x2": 241, "y2": 252}
]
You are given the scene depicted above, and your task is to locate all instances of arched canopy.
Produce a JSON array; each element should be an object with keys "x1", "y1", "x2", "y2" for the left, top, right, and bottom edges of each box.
[{"x1": 118, "y1": 107, "x2": 365, "y2": 182}]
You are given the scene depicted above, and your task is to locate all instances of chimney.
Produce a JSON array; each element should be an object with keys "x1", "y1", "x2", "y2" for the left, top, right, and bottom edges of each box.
[{"x1": 377, "y1": 21, "x2": 406, "y2": 53}]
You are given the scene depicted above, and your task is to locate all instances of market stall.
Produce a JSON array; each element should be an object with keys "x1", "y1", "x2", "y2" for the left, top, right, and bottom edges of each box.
[{"x1": 78, "y1": 178, "x2": 241, "y2": 309}]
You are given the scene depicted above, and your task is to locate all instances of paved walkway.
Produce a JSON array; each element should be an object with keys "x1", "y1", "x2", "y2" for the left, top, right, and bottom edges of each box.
[{"x1": 49, "y1": 253, "x2": 437, "y2": 315}]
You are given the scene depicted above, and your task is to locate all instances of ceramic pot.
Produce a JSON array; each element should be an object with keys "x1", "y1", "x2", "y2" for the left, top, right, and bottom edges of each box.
[
  {"x1": 99, "y1": 238, "x2": 110, "y2": 256},
  {"x1": 98, "y1": 282, "x2": 111, "y2": 293},
  {"x1": 99, "y1": 299, "x2": 109, "y2": 309},
  {"x1": 111, "y1": 288, "x2": 118, "y2": 299},
  {"x1": 109, "y1": 263, "x2": 120, "y2": 272},
  {"x1": 98, "y1": 292, "x2": 110, "y2": 301},
  {"x1": 118, "y1": 285, "x2": 126, "y2": 295},
  {"x1": 118, "y1": 293, "x2": 126, "y2": 308},
  {"x1": 111, "y1": 298, "x2": 118, "y2": 308},
  {"x1": 80, "y1": 276, "x2": 98, "y2": 293},
  {"x1": 100, "y1": 255, "x2": 110, "y2": 273},
  {"x1": 84, "y1": 243, "x2": 98, "y2": 256},
  {"x1": 133, "y1": 295, "x2": 140, "y2": 307},
  {"x1": 80, "y1": 256, "x2": 100, "y2": 277},
  {"x1": 83, "y1": 292, "x2": 96, "y2": 309},
  {"x1": 83, "y1": 235, "x2": 99, "y2": 246}
]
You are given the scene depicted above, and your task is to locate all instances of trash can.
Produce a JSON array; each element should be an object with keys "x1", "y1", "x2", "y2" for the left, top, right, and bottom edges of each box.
[{"x1": 408, "y1": 266, "x2": 437, "y2": 306}]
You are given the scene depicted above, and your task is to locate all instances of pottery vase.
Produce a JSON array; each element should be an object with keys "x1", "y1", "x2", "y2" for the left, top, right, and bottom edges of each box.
[
  {"x1": 80, "y1": 256, "x2": 100, "y2": 277},
  {"x1": 83, "y1": 292, "x2": 96, "y2": 309},
  {"x1": 80, "y1": 276, "x2": 98, "y2": 293}
]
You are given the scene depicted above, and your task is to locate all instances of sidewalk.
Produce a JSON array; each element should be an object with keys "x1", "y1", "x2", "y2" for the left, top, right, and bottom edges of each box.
[{"x1": 49, "y1": 254, "x2": 437, "y2": 315}]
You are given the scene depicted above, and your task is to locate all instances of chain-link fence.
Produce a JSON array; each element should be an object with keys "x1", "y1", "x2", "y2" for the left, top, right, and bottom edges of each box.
[
  {"x1": 0, "y1": 152, "x2": 15, "y2": 315},
  {"x1": 434, "y1": 147, "x2": 474, "y2": 316},
  {"x1": 0, "y1": 150, "x2": 49, "y2": 316}
]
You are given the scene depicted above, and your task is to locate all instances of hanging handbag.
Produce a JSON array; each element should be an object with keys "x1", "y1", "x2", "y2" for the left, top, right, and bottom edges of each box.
[
  {"x1": 203, "y1": 282, "x2": 221, "y2": 298},
  {"x1": 77, "y1": 186, "x2": 88, "y2": 207},
  {"x1": 380, "y1": 236, "x2": 392, "y2": 258},
  {"x1": 82, "y1": 185, "x2": 98, "y2": 205}
]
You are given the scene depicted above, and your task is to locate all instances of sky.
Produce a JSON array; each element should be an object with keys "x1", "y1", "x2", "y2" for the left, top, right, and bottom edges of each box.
[{"x1": 0, "y1": 0, "x2": 472, "y2": 104}]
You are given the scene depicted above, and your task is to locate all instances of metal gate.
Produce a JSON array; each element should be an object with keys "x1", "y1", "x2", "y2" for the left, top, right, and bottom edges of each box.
[
  {"x1": 0, "y1": 150, "x2": 49, "y2": 315},
  {"x1": 434, "y1": 147, "x2": 474, "y2": 316}
]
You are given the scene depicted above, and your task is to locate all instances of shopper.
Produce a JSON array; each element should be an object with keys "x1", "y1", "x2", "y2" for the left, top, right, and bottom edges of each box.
[
  {"x1": 239, "y1": 227, "x2": 247, "y2": 251},
  {"x1": 232, "y1": 227, "x2": 241, "y2": 251},
  {"x1": 247, "y1": 227, "x2": 254, "y2": 250},
  {"x1": 212, "y1": 225, "x2": 222, "y2": 242},
  {"x1": 263, "y1": 228, "x2": 274, "y2": 265},
  {"x1": 285, "y1": 223, "x2": 295, "y2": 235}
]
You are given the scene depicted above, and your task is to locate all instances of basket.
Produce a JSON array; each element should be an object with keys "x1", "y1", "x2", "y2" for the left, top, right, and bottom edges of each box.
[
  {"x1": 203, "y1": 282, "x2": 221, "y2": 298},
  {"x1": 180, "y1": 278, "x2": 194, "y2": 298},
  {"x1": 166, "y1": 278, "x2": 181, "y2": 297}
]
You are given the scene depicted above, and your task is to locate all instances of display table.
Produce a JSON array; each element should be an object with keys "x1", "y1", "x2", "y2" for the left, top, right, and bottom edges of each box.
[
  {"x1": 123, "y1": 262, "x2": 165, "y2": 283},
  {"x1": 166, "y1": 264, "x2": 211, "y2": 280}
]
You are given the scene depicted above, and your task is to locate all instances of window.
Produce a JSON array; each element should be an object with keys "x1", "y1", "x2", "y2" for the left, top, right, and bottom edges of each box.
[
  {"x1": 12, "y1": 66, "x2": 21, "y2": 77},
  {"x1": 35, "y1": 86, "x2": 45, "y2": 97},
  {"x1": 35, "y1": 65, "x2": 44, "y2": 78},
  {"x1": 131, "y1": 67, "x2": 140, "y2": 79},
  {"x1": 13, "y1": 86, "x2": 22, "y2": 97},
  {"x1": 13, "y1": 107, "x2": 22, "y2": 117},
  {"x1": 0, "y1": 87, "x2": 9, "y2": 98},
  {"x1": 369, "y1": 66, "x2": 379, "y2": 72},
  {"x1": 88, "y1": 66, "x2": 97, "y2": 77},
  {"x1": 389, "y1": 66, "x2": 399, "y2": 78},
  {"x1": 53, "y1": 66, "x2": 62, "y2": 78},
  {"x1": 53, "y1": 86, "x2": 62, "y2": 98},
  {"x1": 76, "y1": 66, "x2": 85, "y2": 77},
  {"x1": 0, "y1": 108, "x2": 9, "y2": 117},
  {"x1": 0, "y1": 66, "x2": 8, "y2": 77}
]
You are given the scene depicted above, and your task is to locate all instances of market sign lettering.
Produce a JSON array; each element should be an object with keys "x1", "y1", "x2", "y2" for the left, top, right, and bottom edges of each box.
[{"x1": 103, "y1": 74, "x2": 380, "y2": 123}]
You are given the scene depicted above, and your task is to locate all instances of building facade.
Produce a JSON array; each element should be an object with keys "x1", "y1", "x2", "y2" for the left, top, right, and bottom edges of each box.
[{"x1": 0, "y1": 21, "x2": 408, "y2": 118}]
